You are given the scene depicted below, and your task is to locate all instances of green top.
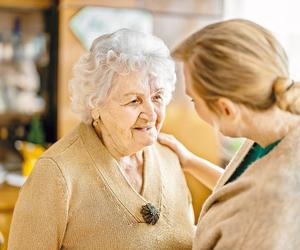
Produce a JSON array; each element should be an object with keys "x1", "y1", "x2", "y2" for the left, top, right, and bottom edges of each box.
[{"x1": 226, "y1": 140, "x2": 281, "y2": 184}]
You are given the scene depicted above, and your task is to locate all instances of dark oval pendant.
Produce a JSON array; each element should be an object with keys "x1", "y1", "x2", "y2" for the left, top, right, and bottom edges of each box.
[{"x1": 140, "y1": 203, "x2": 160, "y2": 225}]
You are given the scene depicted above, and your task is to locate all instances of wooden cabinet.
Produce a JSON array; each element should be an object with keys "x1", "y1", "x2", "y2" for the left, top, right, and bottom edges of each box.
[
  {"x1": 0, "y1": 184, "x2": 19, "y2": 250},
  {"x1": 57, "y1": 2, "x2": 84, "y2": 137},
  {"x1": 0, "y1": 0, "x2": 58, "y2": 143},
  {"x1": 0, "y1": 0, "x2": 52, "y2": 10},
  {"x1": 0, "y1": 1, "x2": 58, "y2": 249}
]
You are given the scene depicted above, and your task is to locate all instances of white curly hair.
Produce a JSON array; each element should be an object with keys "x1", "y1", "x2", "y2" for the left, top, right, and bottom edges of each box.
[{"x1": 69, "y1": 28, "x2": 176, "y2": 124}]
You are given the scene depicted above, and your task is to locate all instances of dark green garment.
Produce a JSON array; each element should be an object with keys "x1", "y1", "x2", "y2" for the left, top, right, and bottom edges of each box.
[{"x1": 226, "y1": 140, "x2": 281, "y2": 184}]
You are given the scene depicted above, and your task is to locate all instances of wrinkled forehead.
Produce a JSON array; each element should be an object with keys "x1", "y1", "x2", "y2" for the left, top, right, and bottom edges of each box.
[{"x1": 111, "y1": 71, "x2": 165, "y2": 96}]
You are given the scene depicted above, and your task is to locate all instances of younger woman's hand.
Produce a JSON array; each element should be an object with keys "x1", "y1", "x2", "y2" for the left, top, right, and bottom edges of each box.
[
  {"x1": 159, "y1": 132, "x2": 223, "y2": 190},
  {"x1": 158, "y1": 133, "x2": 194, "y2": 168}
]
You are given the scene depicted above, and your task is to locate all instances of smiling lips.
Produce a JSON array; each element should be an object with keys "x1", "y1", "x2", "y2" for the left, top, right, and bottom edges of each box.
[{"x1": 133, "y1": 126, "x2": 155, "y2": 132}]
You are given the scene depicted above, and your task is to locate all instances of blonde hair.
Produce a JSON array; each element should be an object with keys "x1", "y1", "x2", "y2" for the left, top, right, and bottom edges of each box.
[{"x1": 173, "y1": 19, "x2": 300, "y2": 115}]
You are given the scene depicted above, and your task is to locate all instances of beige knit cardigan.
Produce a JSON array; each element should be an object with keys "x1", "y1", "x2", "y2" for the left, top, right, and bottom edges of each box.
[
  {"x1": 8, "y1": 123, "x2": 194, "y2": 250},
  {"x1": 193, "y1": 124, "x2": 300, "y2": 250}
]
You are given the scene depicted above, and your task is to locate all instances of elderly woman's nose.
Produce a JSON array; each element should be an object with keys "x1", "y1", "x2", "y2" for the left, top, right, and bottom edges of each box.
[{"x1": 140, "y1": 101, "x2": 157, "y2": 122}]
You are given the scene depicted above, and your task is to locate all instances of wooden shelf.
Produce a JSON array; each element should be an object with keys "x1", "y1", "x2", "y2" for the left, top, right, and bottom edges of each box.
[
  {"x1": 0, "y1": 183, "x2": 20, "y2": 250},
  {"x1": 0, "y1": 0, "x2": 52, "y2": 10},
  {"x1": 0, "y1": 183, "x2": 19, "y2": 212},
  {"x1": 0, "y1": 112, "x2": 34, "y2": 126},
  {"x1": 58, "y1": 0, "x2": 223, "y2": 17},
  {"x1": 59, "y1": 0, "x2": 139, "y2": 9}
]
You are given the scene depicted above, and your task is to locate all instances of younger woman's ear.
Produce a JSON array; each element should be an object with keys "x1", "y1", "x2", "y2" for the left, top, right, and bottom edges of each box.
[{"x1": 216, "y1": 97, "x2": 240, "y2": 120}]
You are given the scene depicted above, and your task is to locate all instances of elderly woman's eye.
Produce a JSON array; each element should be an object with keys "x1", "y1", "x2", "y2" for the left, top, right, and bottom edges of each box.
[
  {"x1": 153, "y1": 94, "x2": 163, "y2": 102},
  {"x1": 128, "y1": 98, "x2": 141, "y2": 105}
]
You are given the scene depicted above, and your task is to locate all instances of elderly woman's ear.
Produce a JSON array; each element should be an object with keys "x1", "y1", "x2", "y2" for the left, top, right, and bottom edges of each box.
[
  {"x1": 91, "y1": 108, "x2": 103, "y2": 134},
  {"x1": 91, "y1": 108, "x2": 101, "y2": 121},
  {"x1": 106, "y1": 50, "x2": 118, "y2": 64}
]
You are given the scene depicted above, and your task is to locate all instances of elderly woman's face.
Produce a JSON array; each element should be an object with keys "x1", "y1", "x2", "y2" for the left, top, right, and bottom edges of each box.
[{"x1": 98, "y1": 71, "x2": 166, "y2": 153}]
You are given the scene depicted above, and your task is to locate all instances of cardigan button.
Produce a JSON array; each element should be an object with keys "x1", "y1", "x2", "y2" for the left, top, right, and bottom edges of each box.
[{"x1": 140, "y1": 203, "x2": 160, "y2": 225}]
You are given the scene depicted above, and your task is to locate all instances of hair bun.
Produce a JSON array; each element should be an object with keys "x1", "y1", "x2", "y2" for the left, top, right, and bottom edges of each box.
[
  {"x1": 273, "y1": 77, "x2": 300, "y2": 114},
  {"x1": 273, "y1": 77, "x2": 292, "y2": 95}
]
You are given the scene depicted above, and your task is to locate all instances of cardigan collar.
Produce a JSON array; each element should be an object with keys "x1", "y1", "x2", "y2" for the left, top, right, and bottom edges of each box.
[
  {"x1": 214, "y1": 139, "x2": 254, "y2": 192},
  {"x1": 215, "y1": 122, "x2": 300, "y2": 192},
  {"x1": 200, "y1": 123, "x2": 300, "y2": 220},
  {"x1": 79, "y1": 123, "x2": 163, "y2": 223}
]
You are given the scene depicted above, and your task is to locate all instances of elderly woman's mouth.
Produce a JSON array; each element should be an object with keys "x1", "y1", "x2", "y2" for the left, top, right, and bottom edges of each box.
[{"x1": 133, "y1": 126, "x2": 154, "y2": 132}]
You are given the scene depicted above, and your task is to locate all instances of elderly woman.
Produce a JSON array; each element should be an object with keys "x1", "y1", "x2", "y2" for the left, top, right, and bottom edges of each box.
[
  {"x1": 8, "y1": 29, "x2": 194, "y2": 249},
  {"x1": 159, "y1": 19, "x2": 300, "y2": 249}
]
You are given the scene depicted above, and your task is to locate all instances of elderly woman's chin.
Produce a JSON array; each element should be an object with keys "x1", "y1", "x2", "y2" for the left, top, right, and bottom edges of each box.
[{"x1": 133, "y1": 126, "x2": 159, "y2": 147}]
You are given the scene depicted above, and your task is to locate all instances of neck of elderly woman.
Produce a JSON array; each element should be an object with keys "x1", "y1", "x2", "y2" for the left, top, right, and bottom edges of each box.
[
  {"x1": 93, "y1": 122, "x2": 144, "y2": 163},
  {"x1": 93, "y1": 122, "x2": 144, "y2": 194}
]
